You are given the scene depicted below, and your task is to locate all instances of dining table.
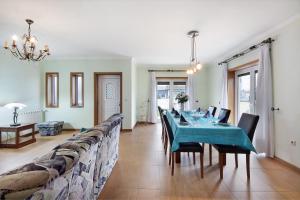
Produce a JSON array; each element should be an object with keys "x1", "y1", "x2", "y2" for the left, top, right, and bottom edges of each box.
[{"x1": 166, "y1": 110, "x2": 256, "y2": 163}]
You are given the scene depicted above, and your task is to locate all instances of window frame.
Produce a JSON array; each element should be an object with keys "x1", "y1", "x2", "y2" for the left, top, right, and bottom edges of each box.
[
  {"x1": 70, "y1": 72, "x2": 84, "y2": 108},
  {"x1": 45, "y1": 72, "x2": 59, "y2": 108}
]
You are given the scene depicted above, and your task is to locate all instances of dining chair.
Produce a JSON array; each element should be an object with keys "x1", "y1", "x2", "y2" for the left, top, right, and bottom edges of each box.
[
  {"x1": 158, "y1": 106, "x2": 168, "y2": 154},
  {"x1": 207, "y1": 106, "x2": 217, "y2": 117},
  {"x1": 208, "y1": 108, "x2": 231, "y2": 166},
  {"x1": 162, "y1": 115, "x2": 204, "y2": 178},
  {"x1": 213, "y1": 113, "x2": 259, "y2": 179}
]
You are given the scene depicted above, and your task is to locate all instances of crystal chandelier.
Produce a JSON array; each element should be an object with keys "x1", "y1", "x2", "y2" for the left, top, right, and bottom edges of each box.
[
  {"x1": 3, "y1": 19, "x2": 50, "y2": 61},
  {"x1": 186, "y1": 30, "x2": 202, "y2": 75}
]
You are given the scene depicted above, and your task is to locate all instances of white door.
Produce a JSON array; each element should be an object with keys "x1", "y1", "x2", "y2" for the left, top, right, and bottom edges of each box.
[
  {"x1": 98, "y1": 75, "x2": 120, "y2": 122},
  {"x1": 235, "y1": 66, "x2": 258, "y2": 123}
]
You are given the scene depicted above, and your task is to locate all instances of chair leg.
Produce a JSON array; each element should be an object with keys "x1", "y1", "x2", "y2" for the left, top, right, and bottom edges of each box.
[
  {"x1": 171, "y1": 152, "x2": 175, "y2": 176},
  {"x1": 169, "y1": 148, "x2": 172, "y2": 166},
  {"x1": 193, "y1": 152, "x2": 196, "y2": 165},
  {"x1": 223, "y1": 153, "x2": 226, "y2": 166},
  {"x1": 164, "y1": 135, "x2": 168, "y2": 155},
  {"x1": 200, "y1": 152, "x2": 204, "y2": 178},
  {"x1": 235, "y1": 153, "x2": 238, "y2": 168},
  {"x1": 219, "y1": 153, "x2": 224, "y2": 179},
  {"x1": 188, "y1": 152, "x2": 190, "y2": 157},
  {"x1": 209, "y1": 144, "x2": 212, "y2": 166},
  {"x1": 246, "y1": 154, "x2": 250, "y2": 179}
]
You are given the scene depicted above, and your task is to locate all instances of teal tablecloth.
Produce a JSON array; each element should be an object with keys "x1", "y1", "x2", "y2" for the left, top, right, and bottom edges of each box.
[{"x1": 166, "y1": 111, "x2": 256, "y2": 153}]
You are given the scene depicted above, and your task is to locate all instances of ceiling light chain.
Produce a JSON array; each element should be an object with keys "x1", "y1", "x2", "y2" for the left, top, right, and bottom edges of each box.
[
  {"x1": 3, "y1": 19, "x2": 50, "y2": 62},
  {"x1": 186, "y1": 30, "x2": 202, "y2": 75}
]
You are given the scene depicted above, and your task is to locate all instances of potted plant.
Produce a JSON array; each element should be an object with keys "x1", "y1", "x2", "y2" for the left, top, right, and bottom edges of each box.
[{"x1": 175, "y1": 92, "x2": 189, "y2": 111}]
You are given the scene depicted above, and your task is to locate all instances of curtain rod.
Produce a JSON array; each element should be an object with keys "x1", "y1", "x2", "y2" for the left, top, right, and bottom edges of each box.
[
  {"x1": 218, "y1": 37, "x2": 274, "y2": 66},
  {"x1": 148, "y1": 69, "x2": 186, "y2": 72}
]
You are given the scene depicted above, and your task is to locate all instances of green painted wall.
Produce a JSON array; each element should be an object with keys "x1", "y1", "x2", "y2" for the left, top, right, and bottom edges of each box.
[
  {"x1": 0, "y1": 50, "x2": 42, "y2": 140},
  {"x1": 136, "y1": 65, "x2": 209, "y2": 121},
  {"x1": 40, "y1": 58, "x2": 135, "y2": 129}
]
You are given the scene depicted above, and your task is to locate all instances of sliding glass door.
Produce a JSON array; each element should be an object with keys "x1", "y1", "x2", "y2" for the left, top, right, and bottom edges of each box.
[
  {"x1": 157, "y1": 78, "x2": 187, "y2": 110},
  {"x1": 235, "y1": 67, "x2": 258, "y2": 122}
]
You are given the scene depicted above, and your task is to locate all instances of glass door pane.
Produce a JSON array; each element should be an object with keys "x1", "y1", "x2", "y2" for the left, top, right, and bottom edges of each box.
[
  {"x1": 157, "y1": 81, "x2": 170, "y2": 110},
  {"x1": 237, "y1": 72, "x2": 251, "y2": 120},
  {"x1": 171, "y1": 81, "x2": 187, "y2": 110}
]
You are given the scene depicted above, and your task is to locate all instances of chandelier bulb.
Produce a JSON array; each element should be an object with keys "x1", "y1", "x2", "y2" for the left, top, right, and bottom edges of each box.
[
  {"x1": 12, "y1": 35, "x2": 18, "y2": 41},
  {"x1": 196, "y1": 63, "x2": 202, "y2": 70}
]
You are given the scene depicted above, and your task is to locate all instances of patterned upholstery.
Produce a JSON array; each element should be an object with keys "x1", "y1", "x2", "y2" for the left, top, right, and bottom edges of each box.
[{"x1": 0, "y1": 114, "x2": 123, "y2": 200}]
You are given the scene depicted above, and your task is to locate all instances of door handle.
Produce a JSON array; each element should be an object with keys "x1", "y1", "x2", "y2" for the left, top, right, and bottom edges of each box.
[{"x1": 271, "y1": 107, "x2": 280, "y2": 111}]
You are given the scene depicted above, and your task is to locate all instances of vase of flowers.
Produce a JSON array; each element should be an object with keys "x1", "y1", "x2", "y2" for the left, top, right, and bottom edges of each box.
[{"x1": 175, "y1": 92, "x2": 189, "y2": 111}]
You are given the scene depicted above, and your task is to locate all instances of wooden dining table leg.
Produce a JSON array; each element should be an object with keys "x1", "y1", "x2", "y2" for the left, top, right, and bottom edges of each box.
[
  {"x1": 200, "y1": 153, "x2": 204, "y2": 178},
  {"x1": 219, "y1": 153, "x2": 224, "y2": 179},
  {"x1": 175, "y1": 152, "x2": 181, "y2": 163}
]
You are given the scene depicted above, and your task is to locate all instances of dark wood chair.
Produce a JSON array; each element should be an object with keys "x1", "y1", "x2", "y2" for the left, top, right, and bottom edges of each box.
[
  {"x1": 208, "y1": 106, "x2": 217, "y2": 117},
  {"x1": 213, "y1": 113, "x2": 259, "y2": 179},
  {"x1": 209, "y1": 108, "x2": 231, "y2": 165},
  {"x1": 162, "y1": 115, "x2": 204, "y2": 178},
  {"x1": 158, "y1": 106, "x2": 168, "y2": 154}
]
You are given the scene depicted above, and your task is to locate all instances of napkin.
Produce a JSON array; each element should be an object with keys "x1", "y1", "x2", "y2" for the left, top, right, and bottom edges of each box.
[
  {"x1": 203, "y1": 110, "x2": 210, "y2": 118},
  {"x1": 218, "y1": 115, "x2": 227, "y2": 123},
  {"x1": 174, "y1": 110, "x2": 180, "y2": 117},
  {"x1": 180, "y1": 114, "x2": 188, "y2": 123},
  {"x1": 171, "y1": 107, "x2": 176, "y2": 114}
]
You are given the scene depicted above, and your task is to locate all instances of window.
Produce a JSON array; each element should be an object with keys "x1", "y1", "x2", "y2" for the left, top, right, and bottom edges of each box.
[
  {"x1": 156, "y1": 78, "x2": 187, "y2": 110},
  {"x1": 70, "y1": 72, "x2": 84, "y2": 107},
  {"x1": 46, "y1": 72, "x2": 59, "y2": 107},
  {"x1": 235, "y1": 66, "x2": 258, "y2": 122}
]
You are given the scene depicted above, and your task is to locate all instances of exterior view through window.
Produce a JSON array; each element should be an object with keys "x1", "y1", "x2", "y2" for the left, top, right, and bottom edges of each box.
[
  {"x1": 157, "y1": 78, "x2": 187, "y2": 112},
  {"x1": 235, "y1": 66, "x2": 258, "y2": 122}
]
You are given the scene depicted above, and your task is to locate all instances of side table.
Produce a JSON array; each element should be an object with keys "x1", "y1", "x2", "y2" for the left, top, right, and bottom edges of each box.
[{"x1": 0, "y1": 123, "x2": 36, "y2": 148}]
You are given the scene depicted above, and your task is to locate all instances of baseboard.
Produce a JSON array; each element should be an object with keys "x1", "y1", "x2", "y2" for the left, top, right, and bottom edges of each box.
[
  {"x1": 63, "y1": 128, "x2": 80, "y2": 131},
  {"x1": 274, "y1": 156, "x2": 300, "y2": 173},
  {"x1": 121, "y1": 129, "x2": 132, "y2": 132},
  {"x1": 136, "y1": 121, "x2": 153, "y2": 125}
]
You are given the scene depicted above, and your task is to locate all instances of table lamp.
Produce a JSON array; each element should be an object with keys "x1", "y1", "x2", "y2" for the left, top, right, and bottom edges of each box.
[{"x1": 4, "y1": 103, "x2": 27, "y2": 126}]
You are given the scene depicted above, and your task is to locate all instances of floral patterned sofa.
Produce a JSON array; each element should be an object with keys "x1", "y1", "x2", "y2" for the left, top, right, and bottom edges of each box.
[{"x1": 0, "y1": 113, "x2": 123, "y2": 200}]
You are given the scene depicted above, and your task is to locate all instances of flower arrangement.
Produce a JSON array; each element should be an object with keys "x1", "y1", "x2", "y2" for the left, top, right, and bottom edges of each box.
[{"x1": 175, "y1": 92, "x2": 189, "y2": 104}]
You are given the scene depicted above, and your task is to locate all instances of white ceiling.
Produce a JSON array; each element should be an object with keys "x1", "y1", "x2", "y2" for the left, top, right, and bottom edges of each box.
[{"x1": 1, "y1": 0, "x2": 300, "y2": 65}]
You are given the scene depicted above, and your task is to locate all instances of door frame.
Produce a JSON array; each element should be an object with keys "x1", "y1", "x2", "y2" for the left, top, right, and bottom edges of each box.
[{"x1": 94, "y1": 72, "x2": 123, "y2": 126}]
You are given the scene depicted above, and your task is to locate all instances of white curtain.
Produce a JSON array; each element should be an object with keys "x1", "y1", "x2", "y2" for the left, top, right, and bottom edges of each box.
[
  {"x1": 220, "y1": 62, "x2": 228, "y2": 108},
  {"x1": 254, "y1": 43, "x2": 274, "y2": 157},
  {"x1": 186, "y1": 74, "x2": 194, "y2": 110},
  {"x1": 146, "y1": 72, "x2": 157, "y2": 123}
]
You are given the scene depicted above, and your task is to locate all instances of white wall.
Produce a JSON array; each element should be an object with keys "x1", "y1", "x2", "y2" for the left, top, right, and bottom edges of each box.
[
  {"x1": 40, "y1": 58, "x2": 135, "y2": 129},
  {"x1": 136, "y1": 65, "x2": 209, "y2": 122},
  {"x1": 207, "y1": 17, "x2": 300, "y2": 167},
  {"x1": 0, "y1": 50, "x2": 43, "y2": 138}
]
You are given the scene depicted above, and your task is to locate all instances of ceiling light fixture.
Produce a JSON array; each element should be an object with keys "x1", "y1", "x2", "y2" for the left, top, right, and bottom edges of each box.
[
  {"x1": 3, "y1": 19, "x2": 50, "y2": 61},
  {"x1": 186, "y1": 30, "x2": 202, "y2": 75}
]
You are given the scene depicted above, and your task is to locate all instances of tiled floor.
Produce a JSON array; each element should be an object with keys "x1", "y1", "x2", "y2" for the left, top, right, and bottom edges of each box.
[{"x1": 99, "y1": 123, "x2": 300, "y2": 200}]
